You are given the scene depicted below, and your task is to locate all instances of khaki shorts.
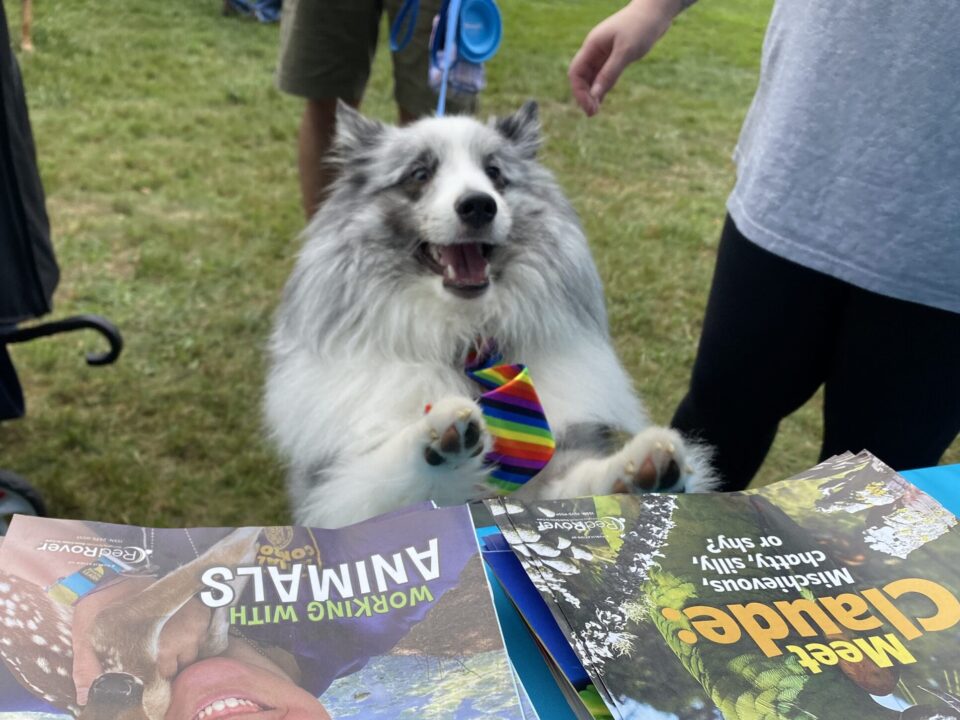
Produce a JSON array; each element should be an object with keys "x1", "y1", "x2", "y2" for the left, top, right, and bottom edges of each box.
[{"x1": 276, "y1": 0, "x2": 476, "y2": 117}]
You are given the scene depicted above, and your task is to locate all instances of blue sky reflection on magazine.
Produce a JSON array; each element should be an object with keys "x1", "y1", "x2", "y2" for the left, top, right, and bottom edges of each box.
[{"x1": 617, "y1": 698, "x2": 687, "y2": 720}]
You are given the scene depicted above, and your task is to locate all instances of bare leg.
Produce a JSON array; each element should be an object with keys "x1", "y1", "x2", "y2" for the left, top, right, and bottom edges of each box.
[
  {"x1": 398, "y1": 106, "x2": 418, "y2": 126},
  {"x1": 21, "y1": 0, "x2": 34, "y2": 52},
  {"x1": 298, "y1": 97, "x2": 360, "y2": 220}
]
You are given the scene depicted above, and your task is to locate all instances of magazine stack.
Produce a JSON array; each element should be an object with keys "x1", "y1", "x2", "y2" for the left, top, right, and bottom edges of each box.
[
  {"x1": 485, "y1": 451, "x2": 960, "y2": 720},
  {"x1": 1, "y1": 451, "x2": 957, "y2": 720}
]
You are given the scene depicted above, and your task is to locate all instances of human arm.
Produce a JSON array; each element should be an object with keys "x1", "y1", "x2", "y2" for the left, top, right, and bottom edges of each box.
[{"x1": 568, "y1": 0, "x2": 692, "y2": 116}]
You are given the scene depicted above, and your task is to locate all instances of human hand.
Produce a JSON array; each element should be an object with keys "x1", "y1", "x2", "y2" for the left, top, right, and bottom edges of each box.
[
  {"x1": 569, "y1": 0, "x2": 683, "y2": 116},
  {"x1": 72, "y1": 577, "x2": 212, "y2": 705}
]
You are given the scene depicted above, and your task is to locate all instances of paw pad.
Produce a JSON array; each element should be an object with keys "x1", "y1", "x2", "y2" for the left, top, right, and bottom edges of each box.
[
  {"x1": 613, "y1": 439, "x2": 690, "y2": 494},
  {"x1": 422, "y1": 400, "x2": 487, "y2": 469}
]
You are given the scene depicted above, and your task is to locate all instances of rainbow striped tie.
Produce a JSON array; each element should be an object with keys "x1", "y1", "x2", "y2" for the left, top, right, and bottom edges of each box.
[{"x1": 466, "y1": 342, "x2": 556, "y2": 493}]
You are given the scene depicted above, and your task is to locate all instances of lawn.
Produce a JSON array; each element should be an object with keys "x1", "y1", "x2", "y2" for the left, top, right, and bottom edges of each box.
[{"x1": 3, "y1": 0, "x2": 955, "y2": 527}]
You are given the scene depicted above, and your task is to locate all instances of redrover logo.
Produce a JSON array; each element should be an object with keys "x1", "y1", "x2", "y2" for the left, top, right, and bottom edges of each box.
[
  {"x1": 536, "y1": 515, "x2": 626, "y2": 535},
  {"x1": 35, "y1": 540, "x2": 152, "y2": 565}
]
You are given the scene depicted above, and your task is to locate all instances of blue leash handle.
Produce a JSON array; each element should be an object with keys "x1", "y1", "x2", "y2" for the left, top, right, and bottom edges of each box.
[
  {"x1": 436, "y1": 0, "x2": 461, "y2": 117},
  {"x1": 389, "y1": 0, "x2": 420, "y2": 52},
  {"x1": 390, "y1": 0, "x2": 464, "y2": 117}
]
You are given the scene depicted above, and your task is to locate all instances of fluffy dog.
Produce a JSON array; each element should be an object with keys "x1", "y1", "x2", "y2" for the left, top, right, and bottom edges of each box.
[{"x1": 266, "y1": 102, "x2": 712, "y2": 529}]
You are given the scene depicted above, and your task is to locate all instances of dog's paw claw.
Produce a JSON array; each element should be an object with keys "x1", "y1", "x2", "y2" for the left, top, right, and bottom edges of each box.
[{"x1": 422, "y1": 397, "x2": 487, "y2": 469}]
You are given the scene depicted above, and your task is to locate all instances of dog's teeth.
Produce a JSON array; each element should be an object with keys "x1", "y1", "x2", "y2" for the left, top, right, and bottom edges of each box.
[{"x1": 444, "y1": 264, "x2": 455, "y2": 280}]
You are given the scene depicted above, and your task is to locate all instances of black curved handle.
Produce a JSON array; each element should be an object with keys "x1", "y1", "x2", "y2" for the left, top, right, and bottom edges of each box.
[{"x1": 1, "y1": 314, "x2": 123, "y2": 366}]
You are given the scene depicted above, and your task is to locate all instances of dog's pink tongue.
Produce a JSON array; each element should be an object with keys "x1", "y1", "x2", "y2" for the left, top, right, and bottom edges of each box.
[{"x1": 439, "y1": 243, "x2": 488, "y2": 286}]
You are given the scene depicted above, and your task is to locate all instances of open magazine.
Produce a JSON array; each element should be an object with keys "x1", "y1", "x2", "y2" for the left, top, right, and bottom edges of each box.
[
  {"x1": 0, "y1": 503, "x2": 526, "y2": 719},
  {"x1": 487, "y1": 452, "x2": 960, "y2": 720}
]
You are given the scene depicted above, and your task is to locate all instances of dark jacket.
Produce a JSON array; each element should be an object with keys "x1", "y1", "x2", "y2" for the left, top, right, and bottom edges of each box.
[{"x1": 0, "y1": 0, "x2": 58, "y2": 419}]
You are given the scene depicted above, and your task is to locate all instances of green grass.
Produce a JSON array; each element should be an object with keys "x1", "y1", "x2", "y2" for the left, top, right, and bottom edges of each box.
[{"x1": 2, "y1": 0, "x2": 955, "y2": 527}]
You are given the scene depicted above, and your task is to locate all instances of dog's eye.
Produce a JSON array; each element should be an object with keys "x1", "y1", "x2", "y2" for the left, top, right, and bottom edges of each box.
[
  {"x1": 409, "y1": 166, "x2": 430, "y2": 183},
  {"x1": 485, "y1": 165, "x2": 502, "y2": 183}
]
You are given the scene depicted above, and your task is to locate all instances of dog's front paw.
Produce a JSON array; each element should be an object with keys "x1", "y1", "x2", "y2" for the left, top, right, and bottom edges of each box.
[
  {"x1": 609, "y1": 427, "x2": 693, "y2": 494},
  {"x1": 422, "y1": 396, "x2": 488, "y2": 469}
]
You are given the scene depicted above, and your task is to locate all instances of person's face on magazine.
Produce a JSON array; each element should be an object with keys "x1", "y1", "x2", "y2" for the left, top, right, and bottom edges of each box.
[{"x1": 165, "y1": 656, "x2": 329, "y2": 720}]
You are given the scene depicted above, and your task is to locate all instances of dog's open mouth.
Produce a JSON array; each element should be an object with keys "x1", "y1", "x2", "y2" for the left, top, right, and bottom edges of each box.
[{"x1": 418, "y1": 242, "x2": 493, "y2": 298}]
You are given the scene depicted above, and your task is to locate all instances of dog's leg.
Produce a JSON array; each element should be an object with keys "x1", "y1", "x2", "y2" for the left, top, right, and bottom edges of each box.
[
  {"x1": 533, "y1": 426, "x2": 714, "y2": 500},
  {"x1": 297, "y1": 396, "x2": 490, "y2": 527},
  {"x1": 21, "y1": 0, "x2": 33, "y2": 52}
]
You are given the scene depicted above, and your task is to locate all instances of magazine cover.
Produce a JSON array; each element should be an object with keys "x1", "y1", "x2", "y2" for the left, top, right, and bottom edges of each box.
[
  {"x1": 480, "y1": 529, "x2": 608, "y2": 720},
  {"x1": 0, "y1": 504, "x2": 525, "y2": 720},
  {"x1": 488, "y1": 452, "x2": 960, "y2": 720}
]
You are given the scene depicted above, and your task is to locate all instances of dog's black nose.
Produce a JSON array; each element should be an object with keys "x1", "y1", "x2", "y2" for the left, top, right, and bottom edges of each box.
[
  {"x1": 456, "y1": 192, "x2": 497, "y2": 228},
  {"x1": 87, "y1": 672, "x2": 143, "y2": 707}
]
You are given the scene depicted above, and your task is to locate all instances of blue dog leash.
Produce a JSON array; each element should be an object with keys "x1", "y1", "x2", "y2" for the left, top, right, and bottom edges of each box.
[
  {"x1": 389, "y1": 0, "x2": 419, "y2": 55},
  {"x1": 390, "y1": 0, "x2": 500, "y2": 117},
  {"x1": 437, "y1": 0, "x2": 462, "y2": 116},
  {"x1": 391, "y1": 0, "x2": 458, "y2": 116}
]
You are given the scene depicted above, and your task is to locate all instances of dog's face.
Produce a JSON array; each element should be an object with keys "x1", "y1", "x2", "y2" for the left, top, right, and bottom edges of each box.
[
  {"x1": 328, "y1": 101, "x2": 547, "y2": 301},
  {"x1": 284, "y1": 101, "x2": 607, "y2": 360},
  {"x1": 400, "y1": 113, "x2": 518, "y2": 299}
]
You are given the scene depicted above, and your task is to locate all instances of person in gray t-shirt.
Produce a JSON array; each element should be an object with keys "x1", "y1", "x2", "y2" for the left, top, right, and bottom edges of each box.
[{"x1": 569, "y1": 0, "x2": 960, "y2": 490}]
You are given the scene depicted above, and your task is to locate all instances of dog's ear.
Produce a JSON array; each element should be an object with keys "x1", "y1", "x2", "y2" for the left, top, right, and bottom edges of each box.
[
  {"x1": 334, "y1": 100, "x2": 386, "y2": 158},
  {"x1": 493, "y1": 101, "x2": 541, "y2": 159}
]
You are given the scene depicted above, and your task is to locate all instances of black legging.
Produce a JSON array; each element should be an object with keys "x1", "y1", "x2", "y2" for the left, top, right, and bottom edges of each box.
[{"x1": 672, "y1": 215, "x2": 960, "y2": 492}]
